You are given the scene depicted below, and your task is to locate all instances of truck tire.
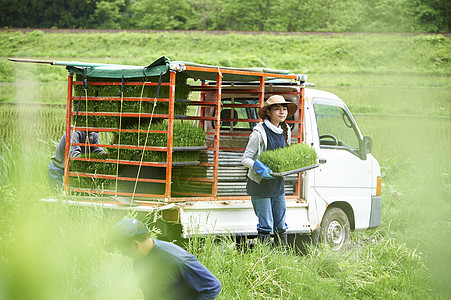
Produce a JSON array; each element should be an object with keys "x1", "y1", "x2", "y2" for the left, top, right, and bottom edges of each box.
[{"x1": 320, "y1": 207, "x2": 350, "y2": 251}]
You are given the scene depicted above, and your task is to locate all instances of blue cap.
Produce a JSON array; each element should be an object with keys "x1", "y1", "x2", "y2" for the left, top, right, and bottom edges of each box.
[{"x1": 110, "y1": 218, "x2": 148, "y2": 244}]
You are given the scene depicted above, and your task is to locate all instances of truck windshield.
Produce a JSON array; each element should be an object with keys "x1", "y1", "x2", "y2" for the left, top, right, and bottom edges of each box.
[{"x1": 314, "y1": 104, "x2": 360, "y2": 151}]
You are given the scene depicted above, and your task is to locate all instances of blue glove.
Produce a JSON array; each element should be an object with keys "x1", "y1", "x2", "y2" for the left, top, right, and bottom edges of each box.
[{"x1": 253, "y1": 159, "x2": 274, "y2": 179}]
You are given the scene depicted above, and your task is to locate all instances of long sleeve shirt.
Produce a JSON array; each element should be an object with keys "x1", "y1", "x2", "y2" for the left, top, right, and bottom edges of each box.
[
  {"x1": 246, "y1": 123, "x2": 286, "y2": 197},
  {"x1": 51, "y1": 131, "x2": 105, "y2": 169},
  {"x1": 134, "y1": 239, "x2": 221, "y2": 300}
]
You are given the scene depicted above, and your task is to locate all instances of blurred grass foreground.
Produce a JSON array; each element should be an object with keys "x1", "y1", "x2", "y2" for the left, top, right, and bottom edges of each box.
[{"x1": 0, "y1": 30, "x2": 450, "y2": 299}]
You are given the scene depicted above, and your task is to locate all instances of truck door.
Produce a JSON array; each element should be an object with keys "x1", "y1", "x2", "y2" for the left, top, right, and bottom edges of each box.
[{"x1": 311, "y1": 98, "x2": 372, "y2": 226}]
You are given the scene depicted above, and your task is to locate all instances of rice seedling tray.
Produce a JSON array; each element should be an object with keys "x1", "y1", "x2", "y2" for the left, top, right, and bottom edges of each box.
[{"x1": 272, "y1": 163, "x2": 319, "y2": 177}]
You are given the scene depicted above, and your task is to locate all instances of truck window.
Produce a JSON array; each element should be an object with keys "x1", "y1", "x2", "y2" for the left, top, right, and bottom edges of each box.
[
  {"x1": 213, "y1": 98, "x2": 258, "y2": 130},
  {"x1": 211, "y1": 98, "x2": 296, "y2": 131},
  {"x1": 218, "y1": 98, "x2": 295, "y2": 130},
  {"x1": 314, "y1": 104, "x2": 360, "y2": 153}
]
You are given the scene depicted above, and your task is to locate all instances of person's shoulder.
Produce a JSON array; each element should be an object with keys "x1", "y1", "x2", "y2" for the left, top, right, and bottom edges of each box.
[
  {"x1": 153, "y1": 239, "x2": 192, "y2": 261},
  {"x1": 73, "y1": 130, "x2": 84, "y2": 138},
  {"x1": 252, "y1": 122, "x2": 265, "y2": 134},
  {"x1": 153, "y1": 238, "x2": 178, "y2": 249}
]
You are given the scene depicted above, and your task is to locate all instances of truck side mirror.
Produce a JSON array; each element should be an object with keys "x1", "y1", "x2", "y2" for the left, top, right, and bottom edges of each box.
[{"x1": 360, "y1": 136, "x2": 372, "y2": 159}]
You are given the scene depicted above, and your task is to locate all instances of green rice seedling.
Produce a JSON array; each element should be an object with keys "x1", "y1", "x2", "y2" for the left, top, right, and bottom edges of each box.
[
  {"x1": 172, "y1": 166, "x2": 212, "y2": 196},
  {"x1": 107, "y1": 148, "x2": 162, "y2": 162},
  {"x1": 258, "y1": 143, "x2": 317, "y2": 173},
  {"x1": 114, "y1": 120, "x2": 205, "y2": 148},
  {"x1": 172, "y1": 122, "x2": 206, "y2": 147},
  {"x1": 69, "y1": 174, "x2": 108, "y2": 191},
  {"x1": 107, "y1": 148, "x2": 200, "y2": 163},
  {"x1": 72, "y1": 112, "x2": 119, "y2": 129},
  {"x1": 172, "y1": 151, "x2": 200, "y2": 162},
  {"x1": 110, "y1": 121, "x2": 205, "y2": 162},
  {"x1": 0, "y1": 140, "x2": 13, "y2": 187},
  {"x1": 93, "y1": 160, "x2": 117, "y2": 175},
  {"x1": 72, "y1": 73, "x2": 190, "y2": 128},
  {"x1": 69, "y1": 152, "x2": 118, "y2": 193},
  {"x1": 70, "y1": 159, "x2": 94, "y2": 174},
  {"x1": 0, "y1": 104, "x2": 66, "y2": 144},
  {"x1": 69, "y1": 152, "x2": 116, "y2": 175},
  {"x1": 70, "y1": 119, "x2": 205, "y2": 187}
]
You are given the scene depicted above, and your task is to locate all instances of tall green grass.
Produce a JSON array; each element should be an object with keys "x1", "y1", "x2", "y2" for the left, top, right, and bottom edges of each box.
[
  {"x1": 0, "y1": 31, "x2": 450, "y2": 299},
  {"x1": 0, "y1": 186, "x2": 142, "y2": 300},
  {"x1": 0, "y1": 104, "x2": 65, "y2": 143},
  {"x1": 1, "y1": 83, "x2": 449, "y2": 299},
  {"x1": 1, "y1": 31, "x2": 450, "y2": 84},
  {"x1": 0, "y1": 135, "x2": 443, "y2": 299},
  {"x1": 186, "y1": 233, "x2": 433, "y2": 299}
]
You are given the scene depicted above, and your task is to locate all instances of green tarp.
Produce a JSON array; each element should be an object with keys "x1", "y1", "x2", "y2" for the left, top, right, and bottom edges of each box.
[
  {"x1": 63, "y1": 56, "x2": 292, "y2": 82},
  {"x1": 64, "y1": 56, "x2": 171, "y2": 79}
]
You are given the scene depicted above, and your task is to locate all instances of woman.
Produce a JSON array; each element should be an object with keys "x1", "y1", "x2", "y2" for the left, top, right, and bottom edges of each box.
[{"x1": 241, "y1": 95, "x2": 298, "y2": 247}]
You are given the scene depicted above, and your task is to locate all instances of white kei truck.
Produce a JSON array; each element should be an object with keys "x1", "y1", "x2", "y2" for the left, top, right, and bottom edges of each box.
[{"x1": 11, "y1": 57, "x2": 382, "y2": 250}]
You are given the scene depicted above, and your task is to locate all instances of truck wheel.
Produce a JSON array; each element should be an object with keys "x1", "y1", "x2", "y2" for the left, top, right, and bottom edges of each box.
[{"x1": 320, "y1": 207, "x2": 350, "y2": 251}]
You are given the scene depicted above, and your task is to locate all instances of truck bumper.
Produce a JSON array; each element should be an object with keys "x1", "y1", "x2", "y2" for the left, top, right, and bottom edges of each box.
[
  {"x1": 368, "y1": 196, "x2": 382, "y2": 229},
  {"x1": 179, "y1": 200, "x2": 311, "y2": 238}
]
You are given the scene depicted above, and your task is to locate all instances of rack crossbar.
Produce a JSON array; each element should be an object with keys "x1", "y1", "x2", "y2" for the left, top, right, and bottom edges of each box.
[{"x1": 69, "y1": 172, "x2": 166, "y2": 183}]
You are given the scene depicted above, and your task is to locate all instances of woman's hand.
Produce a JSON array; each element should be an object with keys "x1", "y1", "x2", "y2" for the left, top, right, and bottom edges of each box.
[{"x1": 253, "y1": 160, "x2": 274, "y2": 179}]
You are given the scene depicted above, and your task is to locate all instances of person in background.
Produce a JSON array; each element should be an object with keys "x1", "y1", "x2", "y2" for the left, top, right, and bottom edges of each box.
[
  {"x1": 48, "y1": 131, "x2": 106, "y2": 189},
  {"x1": 110, "y1": 218, "x2": 221, "y2": 300},
  {"x1": 241, "y1": 95, "x2": 298, "y2": 248}
]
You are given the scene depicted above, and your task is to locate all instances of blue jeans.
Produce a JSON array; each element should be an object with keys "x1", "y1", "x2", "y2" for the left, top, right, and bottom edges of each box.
[
  {"x1": 251, "y1": 194, "x2": 288, "y2": 234},
  {"x1": 48, "y1": 161, "x2": 64, "y2": 190}
]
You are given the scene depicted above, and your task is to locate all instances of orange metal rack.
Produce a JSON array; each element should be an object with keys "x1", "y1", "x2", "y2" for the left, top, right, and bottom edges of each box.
[{"x1": 63, "y1": 65, "x2": 305, "y2": 203}]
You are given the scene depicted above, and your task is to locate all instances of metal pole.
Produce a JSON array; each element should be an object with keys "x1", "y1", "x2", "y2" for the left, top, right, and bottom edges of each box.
[
  {"x1": 200, "y1": 80, "x2": 207, "y2": 130},
  {"x1": 165, "y1": 70, "x2": 176, "y2": 200},
  {"x1": 212, "y1": 72, "x2": 222, "y2": 197},
  {"x1": 295, "y1": 86, "x2": 305, "y2": 198},
  {"x1": 63, "y1": 73, "x2": 73, "y2": 193},
  {"x1": 259, "y1": 76, "x2": 265, "y2": 107},
  {"x1": 299, "y1": 86, "x2": 305, "y2": 144}
]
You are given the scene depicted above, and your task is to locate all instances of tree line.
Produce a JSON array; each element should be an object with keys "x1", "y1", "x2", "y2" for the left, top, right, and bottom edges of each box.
[{"x1": 1, "y1": 0, "x2": 449, "y2": 33}]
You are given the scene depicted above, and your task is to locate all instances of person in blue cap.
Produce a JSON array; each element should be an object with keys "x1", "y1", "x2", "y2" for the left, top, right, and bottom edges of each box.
[
  {"x1": 110, "y1": 218, "x2": 221, "y2": 300},
  {"x1": 48, "y1": 131, "x2": 106, "y2": 189},
  {"x1": 241, "y1": 95, "x2": 298, "y2": 247}
]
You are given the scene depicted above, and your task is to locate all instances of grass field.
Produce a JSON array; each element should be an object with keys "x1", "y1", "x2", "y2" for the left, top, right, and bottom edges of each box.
[{"x1": 0, "y1": 30, "x2": 450, "y2": 299}]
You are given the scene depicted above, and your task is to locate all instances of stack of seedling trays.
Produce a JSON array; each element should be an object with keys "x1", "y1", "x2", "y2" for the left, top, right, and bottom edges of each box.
[
  {"x1": 69, "y1": 73, "x2": 207, "y2": 198},
  {"x1": 72, "y1": 73, "x2": 190, "y2": 128}
]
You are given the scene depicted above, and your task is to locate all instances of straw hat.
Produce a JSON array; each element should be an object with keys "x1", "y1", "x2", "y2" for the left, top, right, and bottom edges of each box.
[{"x1": 258, "y1": 95, "x2": 298, "y2": 120}]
